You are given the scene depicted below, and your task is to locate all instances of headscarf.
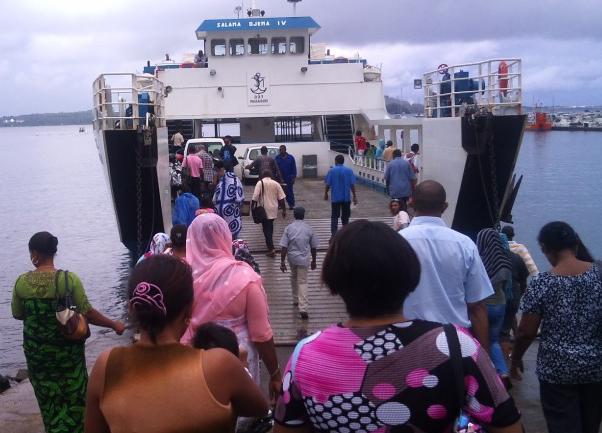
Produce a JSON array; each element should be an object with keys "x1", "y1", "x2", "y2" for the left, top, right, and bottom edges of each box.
[
  {"x1": 137, "y1": 232, "x2": 170, "y2": 264},
  {"x1": 476, "y1": 228, "x2": 512, "y2": 284},
  {"x1": 181, "y1": 213, "x2": 261, "y2": 343}
]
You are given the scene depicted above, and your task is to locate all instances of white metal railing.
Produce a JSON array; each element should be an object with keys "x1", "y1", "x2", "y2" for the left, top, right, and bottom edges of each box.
[
  {"x1": 423, "y1": 59, "x2": 522, "y2": 118},
  {"x1": 92, "y1": 73, "x2": 166, "y2": 131}
]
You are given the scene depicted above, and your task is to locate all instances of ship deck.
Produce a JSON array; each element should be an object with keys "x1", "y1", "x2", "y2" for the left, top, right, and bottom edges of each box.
[{"x1": 239, "y1": 178, "x2": 391, "y2": 345}]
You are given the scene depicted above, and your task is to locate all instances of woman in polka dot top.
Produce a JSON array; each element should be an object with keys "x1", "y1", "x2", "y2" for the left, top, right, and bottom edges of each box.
[{"x1": 274, "y1": 221, "x2": 522, "y2": 433}]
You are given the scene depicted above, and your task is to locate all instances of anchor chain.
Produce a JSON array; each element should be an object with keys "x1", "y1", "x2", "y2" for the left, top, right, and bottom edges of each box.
[
  {"x1": 135, "y1": 144, "x2": 143, "y2": 258},
  {"x1": 486, "y1": 115, "x2": 501, "y2": 231}
]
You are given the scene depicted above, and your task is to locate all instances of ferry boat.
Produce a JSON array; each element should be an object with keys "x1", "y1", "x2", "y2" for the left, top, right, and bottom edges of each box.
[{"x1": 92, "y1": 5, "x2": 526, "y2": 253}]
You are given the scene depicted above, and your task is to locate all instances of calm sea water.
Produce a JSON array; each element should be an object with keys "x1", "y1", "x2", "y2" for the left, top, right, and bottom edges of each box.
[{"x1": 0, "y1": 125, "x2": 601, "y2": 374}]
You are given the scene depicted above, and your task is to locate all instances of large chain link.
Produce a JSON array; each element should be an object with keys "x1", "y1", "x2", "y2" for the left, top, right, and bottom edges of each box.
[
  {"x1": 135, "y1": 144, "x2": 143, "y2": 258},
  {"x1": 486, "y1": 114, "x2": 501, "y2": 230}
]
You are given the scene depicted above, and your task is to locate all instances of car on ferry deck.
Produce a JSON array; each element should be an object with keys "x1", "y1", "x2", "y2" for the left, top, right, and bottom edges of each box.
[
  {"x1": 183, "y1": 138, "x2": 224, "y2": 161},
  {"x1": 239, "y1": 145, "x2": 280, "y2": 183}
]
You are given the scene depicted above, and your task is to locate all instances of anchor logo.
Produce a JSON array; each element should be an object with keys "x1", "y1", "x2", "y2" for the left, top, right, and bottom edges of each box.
[{"x1": 250, "y1": 72, "x2": 267, "y2": 94}]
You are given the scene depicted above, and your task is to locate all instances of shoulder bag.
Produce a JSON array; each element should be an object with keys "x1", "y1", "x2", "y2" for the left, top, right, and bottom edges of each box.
[
  {"x1": 55, "y1": 270, "x2": 90, "y2": 342},
  {"x1": 252, "y1": 179, "x2": 268, "y2": 224},
  {"x1": 444, "y1": 324, "x2": 486, "y2": 433}
]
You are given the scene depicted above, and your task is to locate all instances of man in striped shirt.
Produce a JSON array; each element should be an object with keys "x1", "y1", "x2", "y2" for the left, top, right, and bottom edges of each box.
[
  {"x1": 501, "y1": 226, "x2": 539, "y2": 276},
  {"x1": 197, "y1": 145, "x2": 215, "y2": 196}
]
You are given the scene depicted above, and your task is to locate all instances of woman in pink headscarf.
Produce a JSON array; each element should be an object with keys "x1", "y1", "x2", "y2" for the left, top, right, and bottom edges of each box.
[{"x1": 182, "y1": 213, "x2": 281, "y2": 399}]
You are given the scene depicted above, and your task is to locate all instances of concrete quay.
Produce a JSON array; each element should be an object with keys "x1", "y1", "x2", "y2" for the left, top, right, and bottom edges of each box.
[{"x1": 0, "y1": 180, "x2": 552, "y2": 432}]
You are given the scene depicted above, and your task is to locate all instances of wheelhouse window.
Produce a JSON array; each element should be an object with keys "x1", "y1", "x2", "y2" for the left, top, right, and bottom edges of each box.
[
  {"x1": 211, "y1": 39, "x2": 226, "y2": 56},
  {"x1": 247, "y1": 37, "x2": 269, "y2": 55},
  {"x1": 271, "y1": 37, "x2": 287, "y2": 55},
  {"x1": 229, "y1": 39, "x2": 245, "y2": 56},
  {"x1": 289, "y1": 36, "x2": 305, "y2": 55}
]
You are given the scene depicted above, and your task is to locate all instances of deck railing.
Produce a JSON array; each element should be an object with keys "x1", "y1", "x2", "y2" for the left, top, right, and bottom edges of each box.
[
  {"x1": 93, "y1": 73, "x2": 166, "y2": 131},
  {"x1": 423, "y1": 58, "x2": 522, "y2": 118}
]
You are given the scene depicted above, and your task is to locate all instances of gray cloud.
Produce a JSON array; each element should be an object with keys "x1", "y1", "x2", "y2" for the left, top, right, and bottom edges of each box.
[{"x1": 1, "y1": 0, "x2": 601, "y2": 115}]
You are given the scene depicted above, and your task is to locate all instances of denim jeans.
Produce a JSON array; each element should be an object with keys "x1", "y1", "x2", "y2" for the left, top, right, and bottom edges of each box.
[
  {"x1": 487, "y1": 303, "x2": 508, "y2": 375},
  {"x1": 283, "y1": 180, "x2": 295, "y2": 208},
  {"x1": 331, "y1": 202, "x2": 351, "y2": 235}
]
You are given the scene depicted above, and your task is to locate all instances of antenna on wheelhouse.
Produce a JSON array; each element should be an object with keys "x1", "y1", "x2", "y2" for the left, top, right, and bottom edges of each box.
[
  {"x1": 287, "y1": 0, "x2": 302, "y2": 16},
  {"x1": 234, "y1": 5, "x2": 243, "y2": 18}
]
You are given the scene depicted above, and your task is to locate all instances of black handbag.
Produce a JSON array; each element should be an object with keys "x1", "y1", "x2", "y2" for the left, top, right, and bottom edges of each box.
[
  {"x1": 252, "y1": 180, "x2": 268, "y2": 224},
  {"x1": 55, "y1": 270, "x2": 90, "y2": 342}
]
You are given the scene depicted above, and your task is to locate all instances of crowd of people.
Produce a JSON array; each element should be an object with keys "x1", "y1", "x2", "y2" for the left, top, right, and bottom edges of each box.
[{"x1": 11, "y1": 169, "x2": 602, "y2": 433}]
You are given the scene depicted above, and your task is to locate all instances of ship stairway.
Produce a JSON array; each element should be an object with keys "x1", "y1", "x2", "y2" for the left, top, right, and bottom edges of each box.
[
  {"x1": 324, "y1": 115, "x2": 354, "y2": 153},
  {"x1": 167, "y1": 119, "x2": 194, "y2": 142}
]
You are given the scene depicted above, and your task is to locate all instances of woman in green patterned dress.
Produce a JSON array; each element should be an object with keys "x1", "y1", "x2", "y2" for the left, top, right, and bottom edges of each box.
[{"x1": 11, "y1": 232, "x2": 126, "y2": 433}]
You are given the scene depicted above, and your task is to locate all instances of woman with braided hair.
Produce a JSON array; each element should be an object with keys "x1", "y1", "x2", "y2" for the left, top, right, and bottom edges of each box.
[{"x1": 85, "y1": 254, "x2": 268, "y2": 433}]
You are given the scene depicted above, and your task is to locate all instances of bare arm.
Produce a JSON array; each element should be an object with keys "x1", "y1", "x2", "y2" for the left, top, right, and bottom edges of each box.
[
  {"x1": 85, "y1": 350, "x2": 111, "y2": 433},
  {"x1": 324, "y1": 185, "x2": 330, "y2": 200},
  {"x1": 254, "y1": 338, "x2": 282, "y2": 401},
  {"x1": 278, "y1": 198, "x2": 286, "y2": 218},
  {"x1": 86, "y1": 309, "x2": 125, "y2": 335},
  {"x1": 351, "y1": 185, "x2": 358, "y2": 204},
  {"x1": 510, "y1": 313, "x2": 541, "y2": 380},
  {"x1": 280, "y1": 247, "x2": 288, "y2": 272},
  {"x1": 467, "y1": 301, "x2": 489, "y2": 350},
  {"x1": 310, "y1": 247, "x2": 317, "y2": 270}
]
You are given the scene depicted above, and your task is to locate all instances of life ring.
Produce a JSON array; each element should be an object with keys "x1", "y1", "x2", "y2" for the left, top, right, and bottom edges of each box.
[
  {"x1": 437, "y1": 63, "x2": 449, "y2": 75},
  {"x1": 498, "y1": 61, "x2": 509, "y2": 96}
]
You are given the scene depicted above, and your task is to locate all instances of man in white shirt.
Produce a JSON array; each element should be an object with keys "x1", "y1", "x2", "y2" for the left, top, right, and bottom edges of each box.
[
  {"x1": 400, "y1": 180, "x2": 493, "y2": 348},
  {"x1": 252, "y1": 169, "x2": 286, "y2": 257}
]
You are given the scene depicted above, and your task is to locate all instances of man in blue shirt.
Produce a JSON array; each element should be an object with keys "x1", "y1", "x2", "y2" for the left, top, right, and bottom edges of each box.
[
  {"x1": 325, "y1": 154, "x2": 358, "y2": 236},
  {"x1": 400, "y1": 180, "x2": 493, "y2": 349},
  {"x1": 275, "y1": 145, "x2": 297, "y2": 210},
  {"x1": 384, "y1": 149, "x2": 416, "y2": 210}
]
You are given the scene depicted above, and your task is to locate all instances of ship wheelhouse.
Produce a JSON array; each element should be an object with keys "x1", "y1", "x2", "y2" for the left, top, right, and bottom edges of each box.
[{"x1": 150, "y1": 14, "x2": 387, "y2": 170}]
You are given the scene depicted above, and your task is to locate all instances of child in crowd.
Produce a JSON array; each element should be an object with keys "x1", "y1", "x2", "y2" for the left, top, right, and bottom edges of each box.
[
  {"x1": 195, "y1": 194, "x2": 216, "y2": 216},
  {"x1": 390, "y1": 198, "x2": 411, "y2": 231},
  {"x1": 192, "y1": 322, "x2": 250, "y2": 375}
]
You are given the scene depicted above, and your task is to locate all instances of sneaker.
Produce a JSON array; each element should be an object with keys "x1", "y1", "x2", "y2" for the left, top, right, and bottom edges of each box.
[{"x1": 300, "y1": 311, "x2": 309, "y2": 320}]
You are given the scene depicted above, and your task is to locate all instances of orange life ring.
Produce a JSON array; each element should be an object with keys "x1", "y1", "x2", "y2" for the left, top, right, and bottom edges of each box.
[{"x1": 498, "y1": 61, "x2": 509, "y2": 96}]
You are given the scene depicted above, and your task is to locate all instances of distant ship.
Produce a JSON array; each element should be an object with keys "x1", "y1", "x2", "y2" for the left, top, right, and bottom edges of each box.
[{"x1": 527, "y1": 109, "x2": 552, "y2": 131}]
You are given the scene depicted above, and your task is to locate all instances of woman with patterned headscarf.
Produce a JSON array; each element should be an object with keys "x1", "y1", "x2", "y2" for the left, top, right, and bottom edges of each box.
[
  {"x1": 476, "y1": 228, "x2": 513, "y2": 381},
  {"x1": 136, "y1": 232, "x2": 170, "y2": 264},
  {"x1": 212, "y1": 160, "x2": 244, "y2": 239}
]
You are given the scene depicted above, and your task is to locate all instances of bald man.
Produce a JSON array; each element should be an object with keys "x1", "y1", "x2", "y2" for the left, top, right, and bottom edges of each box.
[{"x1": 399, "y1": 180, "x2": 493, "y2": 349}]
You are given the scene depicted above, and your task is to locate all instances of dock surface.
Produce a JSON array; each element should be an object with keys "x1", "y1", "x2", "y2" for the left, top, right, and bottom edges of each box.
[{"x1": 240, "y1": 178, "x2": 391, "y2": 344}]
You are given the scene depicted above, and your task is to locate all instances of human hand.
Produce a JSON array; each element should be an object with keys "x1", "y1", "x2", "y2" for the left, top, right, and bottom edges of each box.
[
  {"x1": 510, "y1": 359, "x2": 523, "y2": 381},
  {"x1": 311, "y1": 260, "x2": 317, "y2": 270},
  {"x1": 113, "y1": 321, "x2": 126, "y2": 335},
  {"x1": 353, "y1": 196, "x2": 358, "y2": 205},
  {"x1": 280, "y1": 262, "x2": 287, "y2": 273},
  {"x1": 269, "y1": 370, "x2": 282, "y2": 403}
]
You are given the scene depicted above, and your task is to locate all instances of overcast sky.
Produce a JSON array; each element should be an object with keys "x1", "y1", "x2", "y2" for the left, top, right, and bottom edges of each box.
[{"x1": 1, "y1": 0, "x2": 601, "y2": 115}]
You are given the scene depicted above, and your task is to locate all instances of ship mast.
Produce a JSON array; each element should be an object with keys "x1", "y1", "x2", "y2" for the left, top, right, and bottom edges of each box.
[{"x1": 287, "y1": 0, "x2": 302, "y2": 16}]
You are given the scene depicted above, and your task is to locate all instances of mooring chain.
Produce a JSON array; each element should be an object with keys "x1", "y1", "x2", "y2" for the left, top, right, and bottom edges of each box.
[{"x1": 135, "y1": 144, "x2": 143, "y2": 258}]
